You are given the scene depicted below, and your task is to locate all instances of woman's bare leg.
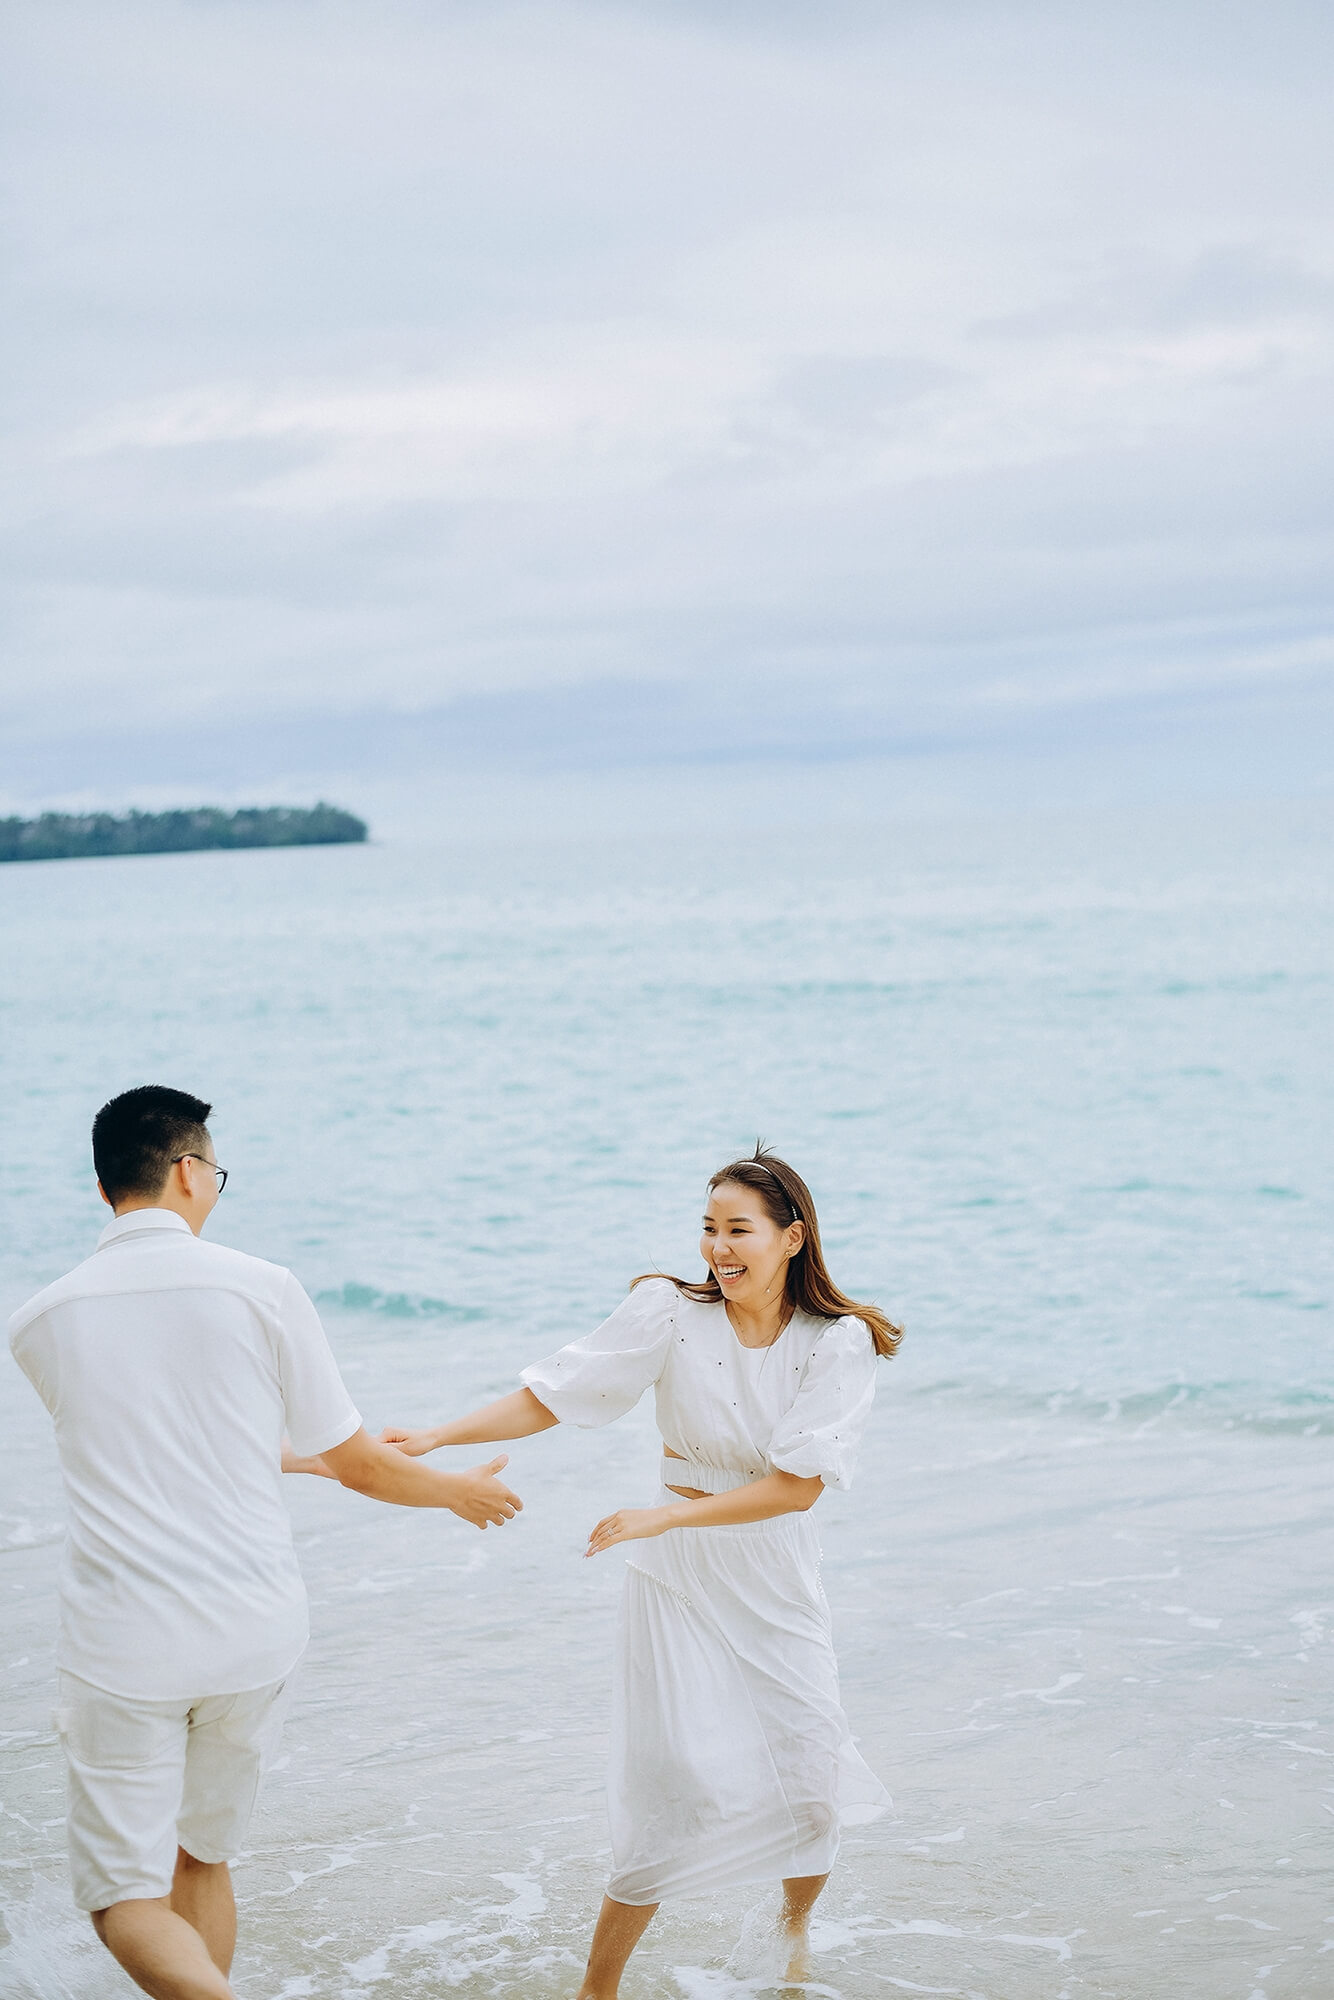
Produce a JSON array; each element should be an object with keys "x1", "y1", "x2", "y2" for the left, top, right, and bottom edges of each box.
[
  {"x1": 779, "y1": 1872, "x2": 829, "y2": 1980},
  {"x1": 575, "y1": 1895, "x2": 659, "y2": 2000}
]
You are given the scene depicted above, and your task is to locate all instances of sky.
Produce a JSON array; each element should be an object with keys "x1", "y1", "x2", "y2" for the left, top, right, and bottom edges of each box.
[{"x1": 3, "y1": 0, "x2": 1332, "y2": 831}]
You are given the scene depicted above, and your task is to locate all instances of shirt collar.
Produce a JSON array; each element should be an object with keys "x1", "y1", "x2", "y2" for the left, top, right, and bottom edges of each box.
[{"x1": 96, "y1": 1208, "x2": 195, "y2": 1250}]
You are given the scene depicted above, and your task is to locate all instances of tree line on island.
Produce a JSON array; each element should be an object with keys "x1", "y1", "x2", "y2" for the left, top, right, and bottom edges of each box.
[{"x1": 0, "y1": 803, "x2": 368, "y2": 864}]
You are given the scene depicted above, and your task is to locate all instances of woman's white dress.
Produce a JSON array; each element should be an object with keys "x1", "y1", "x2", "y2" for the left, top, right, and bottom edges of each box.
[{"x1": 521, "y1": 1279, "x2": 889, "y2": 1905}]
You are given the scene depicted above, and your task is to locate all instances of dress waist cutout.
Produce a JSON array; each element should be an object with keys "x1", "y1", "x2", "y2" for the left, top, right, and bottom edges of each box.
[{"x1": 661, "y1": 1455, "x2": 766, "y2": 1496}]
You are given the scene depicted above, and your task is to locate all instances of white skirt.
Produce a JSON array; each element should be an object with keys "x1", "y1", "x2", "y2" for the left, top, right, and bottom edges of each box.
[{"x1": 605, "y1": 1488, "x2": 889, "y2": 1905}]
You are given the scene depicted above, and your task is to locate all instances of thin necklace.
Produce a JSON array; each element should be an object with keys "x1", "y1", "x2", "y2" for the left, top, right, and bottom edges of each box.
[{"x1": 725, "y1": 1299, "x2": 793, "y2": 1349}]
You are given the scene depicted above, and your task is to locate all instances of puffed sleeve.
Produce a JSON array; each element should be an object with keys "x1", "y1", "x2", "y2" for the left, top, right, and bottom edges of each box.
[
  {"x1": 768, "y1": 1316, "x2": 878, "y2": 1489},
  {"x1": 520, "y1": 1279, "x2": 676, "y2": 1426}
]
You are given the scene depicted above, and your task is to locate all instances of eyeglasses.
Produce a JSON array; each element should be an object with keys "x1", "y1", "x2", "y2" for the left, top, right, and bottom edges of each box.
[{"x1": 172, "y1": 1154, "x2": 229, "y2": 1193}]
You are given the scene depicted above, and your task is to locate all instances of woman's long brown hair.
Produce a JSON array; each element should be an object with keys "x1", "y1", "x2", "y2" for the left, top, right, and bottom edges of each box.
[{"x1": 634, "y1": 1148, "x2": 902, "y2": 1359}]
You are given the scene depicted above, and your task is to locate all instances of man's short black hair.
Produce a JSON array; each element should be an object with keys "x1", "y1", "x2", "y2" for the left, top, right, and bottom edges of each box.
[{"x1": 92, "y1": 1086, "x2": 214, "y2": 1205}]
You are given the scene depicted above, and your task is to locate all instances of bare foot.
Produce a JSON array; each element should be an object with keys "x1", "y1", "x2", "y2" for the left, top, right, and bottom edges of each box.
[{"x1": 781, "y1": 1920, "x2": 812, "y2": 1983}]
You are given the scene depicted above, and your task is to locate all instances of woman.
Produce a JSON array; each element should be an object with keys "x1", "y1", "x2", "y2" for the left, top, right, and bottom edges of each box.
[{"x1": 384, "y1": 1150, "x2": 899, "y2": 1997}]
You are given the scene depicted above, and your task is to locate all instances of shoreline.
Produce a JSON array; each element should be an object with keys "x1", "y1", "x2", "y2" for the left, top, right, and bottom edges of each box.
[{"x1": 1, "y1": 1398, "x2": 1326, "y2": 1996}]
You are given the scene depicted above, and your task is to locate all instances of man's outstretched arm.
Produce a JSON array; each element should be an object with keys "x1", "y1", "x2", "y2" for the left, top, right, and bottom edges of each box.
[{"x1": 311, "y1": 1426, "x2": 522, "y2": 1528}]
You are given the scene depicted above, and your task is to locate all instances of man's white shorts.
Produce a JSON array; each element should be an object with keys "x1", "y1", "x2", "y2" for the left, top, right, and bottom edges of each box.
[{"x1": 54, "y1": 1672, "x2": 291, "y2": 1913}]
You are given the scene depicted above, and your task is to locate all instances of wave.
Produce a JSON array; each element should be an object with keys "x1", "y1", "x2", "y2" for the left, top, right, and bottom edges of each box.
[
  {"x1": 316, "y1": 1282, "x2": 487, "y2": 1322},
  {"x1": 905, "y1": 1373, "x2": 1334, "y2": 1437}
]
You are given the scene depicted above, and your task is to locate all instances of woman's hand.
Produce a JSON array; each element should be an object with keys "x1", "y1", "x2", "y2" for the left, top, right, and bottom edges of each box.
[
  {"x1": 585, "y1": 1504, "x2": 678, "y2": 1558},
  {"x1": 281, "y1": 1438, "x2": 336, "y2": 1478},
  {"x1": 378, "y1": 1425, "x2": 440, "y2": 1456},
  {"x1": 376, "y1": 1392, "x2": 558, "y2": 1456}
]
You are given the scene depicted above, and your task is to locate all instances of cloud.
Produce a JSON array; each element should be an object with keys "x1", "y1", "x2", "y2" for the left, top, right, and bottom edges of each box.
[{"x1": 2, "y1": 0, "x2": 1332, "y2": 806}]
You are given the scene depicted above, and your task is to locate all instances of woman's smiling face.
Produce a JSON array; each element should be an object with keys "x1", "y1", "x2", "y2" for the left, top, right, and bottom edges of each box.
[{"x1": 700, "y1": 1179, "x2": 804, "y2": 1313}]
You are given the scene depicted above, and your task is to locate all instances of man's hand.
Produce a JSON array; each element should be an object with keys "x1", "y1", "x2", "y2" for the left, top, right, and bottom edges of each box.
[
  {"x1": 450, "y1": 1454, "x2": 523, "y2": 1529},
  {"x1": 378, "y1": 1424, "x2": 439, "y2": 1456},
  {"x1": 319, "y1": 1426, "x2": 522, "y2": 1523}
]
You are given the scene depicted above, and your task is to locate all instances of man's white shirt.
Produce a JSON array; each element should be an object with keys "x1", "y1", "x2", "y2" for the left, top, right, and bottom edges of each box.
[{"x1": 8, "y1": 1210, "x2": 361, "y2": 1699}]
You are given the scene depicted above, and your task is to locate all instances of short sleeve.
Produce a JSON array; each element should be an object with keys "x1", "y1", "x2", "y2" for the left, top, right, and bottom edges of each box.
[
  {"x1": 768, "y1": 1317, "x2": 878, "y2": 1490},
  {"x1": 521, "y1": 1281, "x2": 676, "y2": 1427},
  {"x1": 275, "y1": 1273, "x2": 363, "y2": 1457},
  {"x1": 8, "y1": 1313, "x2": 54, "y2": 1412}
]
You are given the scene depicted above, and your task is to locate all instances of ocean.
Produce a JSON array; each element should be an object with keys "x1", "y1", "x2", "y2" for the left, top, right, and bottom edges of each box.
[{"x1": 0, "y1": 796, "x2": 1329, "y2": 1999}]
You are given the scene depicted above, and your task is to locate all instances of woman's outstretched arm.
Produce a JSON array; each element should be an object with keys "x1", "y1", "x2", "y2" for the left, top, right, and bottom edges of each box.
[{"x1": 379, "y1": 1386, "x2": 559, "y2": 1456}]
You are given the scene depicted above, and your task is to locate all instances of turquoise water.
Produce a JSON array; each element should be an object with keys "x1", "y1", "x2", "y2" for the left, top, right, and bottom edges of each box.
[{"x1": 1, "y1": 799, "x2": 1330, "y2": 1997}]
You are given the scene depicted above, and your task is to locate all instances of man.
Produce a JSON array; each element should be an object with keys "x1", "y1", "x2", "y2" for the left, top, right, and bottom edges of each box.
[{"x1": 8, "y1": 1085, "x2": 520, "y2": 2000}]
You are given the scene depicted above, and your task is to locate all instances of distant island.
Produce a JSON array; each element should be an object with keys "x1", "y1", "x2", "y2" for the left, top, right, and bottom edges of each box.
[{"x1": 0, "y1": 803, "x2": 368, "y2": 865}]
